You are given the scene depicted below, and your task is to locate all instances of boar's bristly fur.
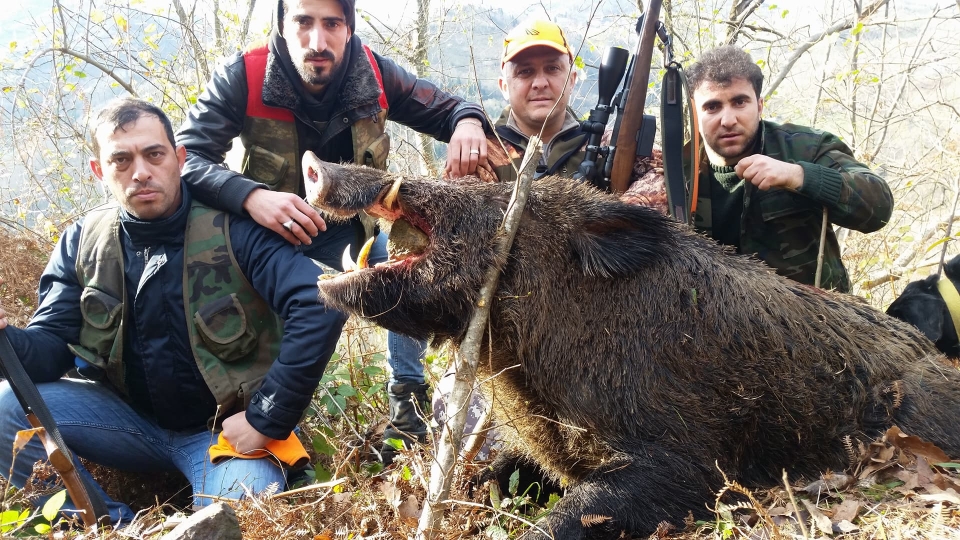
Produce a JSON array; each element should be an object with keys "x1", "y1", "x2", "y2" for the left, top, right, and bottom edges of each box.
[{"x1": 308, "y1": 161, "x2": 960, "y2": 540}]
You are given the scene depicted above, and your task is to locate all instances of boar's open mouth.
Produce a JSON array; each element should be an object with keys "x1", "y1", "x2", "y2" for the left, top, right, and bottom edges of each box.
[{"x1": 324, "y1": 177, "x2": 432, "y2": 277}]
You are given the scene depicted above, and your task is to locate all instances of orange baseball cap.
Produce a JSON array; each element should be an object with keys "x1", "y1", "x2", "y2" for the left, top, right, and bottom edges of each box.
[{"x1": 502, "y1": 19, "x2": 573, "y2": 67}]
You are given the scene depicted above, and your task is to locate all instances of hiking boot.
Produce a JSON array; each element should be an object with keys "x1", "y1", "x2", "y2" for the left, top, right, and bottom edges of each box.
[{"x1": 381, "y1": 382, "x2": 431, "y2": 465}]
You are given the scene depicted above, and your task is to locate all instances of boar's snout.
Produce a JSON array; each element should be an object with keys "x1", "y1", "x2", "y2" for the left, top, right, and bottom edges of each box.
[{"x1": 302, "y1": 150, "x2": 329, "y2": 207}]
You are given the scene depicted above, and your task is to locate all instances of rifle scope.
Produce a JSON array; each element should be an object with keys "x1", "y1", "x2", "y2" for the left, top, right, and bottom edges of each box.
[{"x1": 574, "y1": 46, "x2": 629, "y2": 191}]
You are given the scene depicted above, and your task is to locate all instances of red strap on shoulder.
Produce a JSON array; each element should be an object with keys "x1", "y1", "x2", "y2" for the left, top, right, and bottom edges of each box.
[
  {"x1": 362, "y1": 45, "x2": 389, "y2": 110},
  {"x1": 243, "y1": 44, "x2": 295, "y2": 122}
]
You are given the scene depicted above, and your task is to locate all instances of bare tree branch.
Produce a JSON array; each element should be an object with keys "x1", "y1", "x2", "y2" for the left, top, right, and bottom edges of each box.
[
  {"x1": 763, "y1": 0, "x2": 890, "y2": 100},
  {"x1": 240, "y1": 0, "x2": 259, "y2": 46},
  {"x1": 171, "y1": 0, "x2": 210, "y2": 83}
]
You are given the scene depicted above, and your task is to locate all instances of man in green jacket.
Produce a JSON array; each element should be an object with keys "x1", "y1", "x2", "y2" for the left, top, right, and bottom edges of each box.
[{"x1": 686, "y1": 46, "x2": 893, "y2": 292}]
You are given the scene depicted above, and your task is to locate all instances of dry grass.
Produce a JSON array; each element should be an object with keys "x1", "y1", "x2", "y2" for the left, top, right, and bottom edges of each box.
[{"x1": 0, "y1": 229, "x2": 49, "y2": 327}]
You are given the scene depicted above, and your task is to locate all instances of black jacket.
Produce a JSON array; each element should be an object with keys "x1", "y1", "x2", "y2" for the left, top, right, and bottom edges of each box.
[{"x1": 176, "y1": 32, "x2": 488, "y2": 215}]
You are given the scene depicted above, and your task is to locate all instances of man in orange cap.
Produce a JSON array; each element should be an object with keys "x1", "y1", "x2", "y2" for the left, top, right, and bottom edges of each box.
[{"x1": 486, "y1": 19, "x2": 587, "y2": 182}]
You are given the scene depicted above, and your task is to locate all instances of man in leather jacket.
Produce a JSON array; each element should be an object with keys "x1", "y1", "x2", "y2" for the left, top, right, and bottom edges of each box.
[
  {"x1": 175, "y1": 0, "x2": 490, "y2": 464},
  {"x1": 0, "y1": 98, "x2": 346, "y2": 524}
]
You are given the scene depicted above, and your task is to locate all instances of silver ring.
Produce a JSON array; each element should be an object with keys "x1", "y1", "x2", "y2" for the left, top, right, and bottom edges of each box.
[
  {"x1": 469, "y1": 149, "x2": 480, "y2": 155},
  {"x1": 282, "y1": 220, "x2": 295, "y2": 231}
]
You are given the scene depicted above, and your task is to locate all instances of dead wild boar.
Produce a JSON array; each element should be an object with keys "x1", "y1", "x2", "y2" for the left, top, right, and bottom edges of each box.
[{"x1": 303, "y1": 154, "x2": 960, "y2": 540}]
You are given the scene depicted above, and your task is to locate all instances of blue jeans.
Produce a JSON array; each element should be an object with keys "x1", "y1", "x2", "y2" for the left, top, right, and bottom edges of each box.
[
  {"x1": 304, "y1": 223, "x2": 427, "y2": 386},
  {"x1": 0, "y1": 379, "x2": 285, "y2": 526}
]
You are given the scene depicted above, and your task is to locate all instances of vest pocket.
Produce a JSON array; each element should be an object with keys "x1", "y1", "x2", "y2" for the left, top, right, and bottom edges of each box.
[
  {"x1": 76, "y1": 287, "x2": 123, "y2": 364},
  {"x1": 362, "y1": 132, "x2": 390, "y2": 169},
  {"x1": 194, "y1": 294, "x2": 257, "y2": 363},
  {"x1": 242, "y1": 144, "x2": 290, "y2": 189}
]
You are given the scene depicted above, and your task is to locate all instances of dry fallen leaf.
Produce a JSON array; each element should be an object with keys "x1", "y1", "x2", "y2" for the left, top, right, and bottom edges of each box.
[
  {"x1": 13, "y1": 428, "x2": 42, "y2": 453},
  {"x1": 831, "y1": 498, "x2": 861, "y2": 523},
  {"x1": 379, "y1": 480, "x2": 401, "y2": 507},
  {"x1": 804, "y1": 473, "x2": 855, "y2": 497},
  {"x1": 801, "y1": 499, "x2": 834, "y2": 535},
  {"x1": 835, "y1": 519, "x2": 859, "y2": 533},
  {"x1": 887, "y1": 426, "x2": 950, "y2": 464},
  {"x1": 398, "y1": 494, "x2": 420, "y2": 521}
]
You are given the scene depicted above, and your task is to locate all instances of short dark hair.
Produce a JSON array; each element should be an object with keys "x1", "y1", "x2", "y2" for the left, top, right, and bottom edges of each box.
[
  {"x1": 278, "y1": 0, "x2": 356, "y2": 33},
  {"x1": 89, "y1": 97, "x2": 176, "y2": 159},
  {"x1": 687, "y1": 46, "x2": 764, "y2": 99}
]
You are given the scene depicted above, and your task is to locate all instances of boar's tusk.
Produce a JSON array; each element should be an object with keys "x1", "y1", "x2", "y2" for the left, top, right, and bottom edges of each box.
[
  {"x1": 341, "y1": 245, "x2": 358, "y2": 273},
  {"x1": 383, "y1": 177, "x2": 403, "y2": 211},
  {"x1": 356, "y1": 236, "x2": 375, "y2": 270}
]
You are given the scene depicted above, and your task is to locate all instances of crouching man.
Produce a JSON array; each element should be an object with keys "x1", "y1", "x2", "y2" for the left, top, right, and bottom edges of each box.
[{"x1": 0, "y1": 98, "x2": 346, "y2": 525}]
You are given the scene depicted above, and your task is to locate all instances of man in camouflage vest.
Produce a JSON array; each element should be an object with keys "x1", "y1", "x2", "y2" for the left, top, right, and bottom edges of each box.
[
  {"x1": 0, "y1": 98, "x2": 346, "y2": 524},
  {"x1": 686, "y1": 46, "x2": 893, "y2": 292},
  {"x1": 177, "y1": 0, "x2": 490, "y2": 465}
]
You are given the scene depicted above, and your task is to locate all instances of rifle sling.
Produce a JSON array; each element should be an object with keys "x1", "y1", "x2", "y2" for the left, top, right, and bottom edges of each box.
[
  {"x1": 0, "y1": 329, "x2": 109, "y2": 528},
  {"x1": 661, "y1": 61, "x2": 689, "y2": 224}
]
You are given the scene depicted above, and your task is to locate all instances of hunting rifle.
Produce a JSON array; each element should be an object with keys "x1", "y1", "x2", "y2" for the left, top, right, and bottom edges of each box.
[
  {"x1": 0, "y1": 329, "x2": 109, "y2": 529},
  {"x1": 577, "y1": 0, "x2": 693, "y2": 216}
]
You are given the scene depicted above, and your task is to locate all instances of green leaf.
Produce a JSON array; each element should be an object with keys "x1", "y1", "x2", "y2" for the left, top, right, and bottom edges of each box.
[
  {"x1": 337, "y1": 384, "x2": 357, "y2": 398},
  {"x1": 42, "y1": 489, "x2": 67, "y2": 521},
  {"x1": 574, "y1": 56, "x2": 585, "y2": 70},
  {"x1": 401, "y1": 465, "x2": 412, "y2": 482},
  {"x1": 851, "y1": 21, "x2": 864, "y2": 35},
  {"x1": 384, "y1": 437, "x2": 404, "y2": 450},
  {"x1": 781, "y1": 9, "x2": 789, "y2": 18},
  {"x1": 313, "y1": 464, "x2": 333, "y2": 482},
  {"x1": 488, "y1": 481, "x2": 502, "y2": 509},
  {"x1": 312, "y1": 434, "x2": 336, "y2": 456},
  {"x1": 114, "y1": 13, "x2": 128, "y2": 32},
  {"x1": 508, "y1": 469, "x2": 520, "y2": 495},
  {"x1": 926, "y1": 237, "x2": 950, "y2": 253},
  {"x1": 1, "y1": 509, "x2": 30, "y2": 533},
  {"x1": 34, "y1": 523, "x2": 51, "y2": 534},
  {"x1": 75, "y1": 71, "x2": 87, "y2": 79},
  {"x1": 361, "y1": 365, "x2": 384, "y2": 377}
]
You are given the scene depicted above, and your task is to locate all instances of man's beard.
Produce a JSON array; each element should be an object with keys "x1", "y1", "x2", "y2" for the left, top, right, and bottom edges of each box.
[
  {"x1": 709, "y1": 124, "x2": 760, "y2": 162},
  {"x1": 296, "y1": 50, "x2": 341, "y2": 90}
]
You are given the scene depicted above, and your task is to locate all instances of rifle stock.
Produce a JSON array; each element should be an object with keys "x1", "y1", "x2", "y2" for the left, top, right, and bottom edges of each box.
[{"x1": 609, "y1": 0, "x2": 664, "y2": 193}]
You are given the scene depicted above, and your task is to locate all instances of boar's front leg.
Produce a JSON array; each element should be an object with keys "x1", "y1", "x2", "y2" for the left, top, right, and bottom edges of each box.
[{"x1": 520, "y1": 448, "x2": 716, "y2": 540}]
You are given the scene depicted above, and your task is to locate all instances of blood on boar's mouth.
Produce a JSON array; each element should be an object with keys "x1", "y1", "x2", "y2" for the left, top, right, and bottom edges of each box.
[{"x1": 324, "y1": 176, "x2": 432, "y2": 276}]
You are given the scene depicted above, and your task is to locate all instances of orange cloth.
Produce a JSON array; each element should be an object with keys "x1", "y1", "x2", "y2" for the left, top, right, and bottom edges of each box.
[{"x1": 209, "y1": 431, "x2": 310, "y2": 468}]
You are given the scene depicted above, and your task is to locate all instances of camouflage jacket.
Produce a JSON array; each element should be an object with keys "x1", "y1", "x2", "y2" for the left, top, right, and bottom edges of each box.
[
  {"x1": 489, "y1": 106, "x2": 589, "y2": 182},
  {"x1": 6, "y1": 186, "x2": 347, "y2": 438},
  {"x1": 690, "y1": 120, "x2": 893, "y2": 292}
]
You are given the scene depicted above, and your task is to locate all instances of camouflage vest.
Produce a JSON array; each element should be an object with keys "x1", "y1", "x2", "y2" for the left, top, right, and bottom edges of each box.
[
  {"x1": 68, "y1": 202, "x2": 284, "y2": 412},
  {"x1": 240, "y1": 44, "x2": 390, "y2": 196}
]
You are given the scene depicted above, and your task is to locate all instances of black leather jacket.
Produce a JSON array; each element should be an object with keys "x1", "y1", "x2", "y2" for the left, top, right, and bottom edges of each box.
[{"x1": 176, "y1": 32, "x2": 488, "y2": 215}]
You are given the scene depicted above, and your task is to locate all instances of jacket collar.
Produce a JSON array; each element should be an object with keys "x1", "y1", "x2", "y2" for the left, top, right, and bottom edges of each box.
[
  {"x1": 264, "y1": 32, "x2": 384, "y2": 116},
  {"x1": 495, "y1": 106, "x2": 582, "y2": 148},
  {"x1": 118, "y1": 181, "x2": 191, "y2": 247}
]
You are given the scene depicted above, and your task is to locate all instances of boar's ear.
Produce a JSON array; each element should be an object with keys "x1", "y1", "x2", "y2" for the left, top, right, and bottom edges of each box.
[{"x1": 569, "y1": 202, "x2": 673, "y2": 278}]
